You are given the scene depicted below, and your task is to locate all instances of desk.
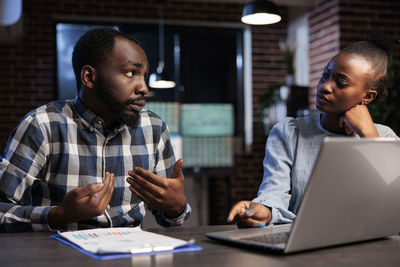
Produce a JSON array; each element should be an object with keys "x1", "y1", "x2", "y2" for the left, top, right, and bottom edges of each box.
[{"x1": 1, "y1": 225, "x2": 400, "y2": 267}]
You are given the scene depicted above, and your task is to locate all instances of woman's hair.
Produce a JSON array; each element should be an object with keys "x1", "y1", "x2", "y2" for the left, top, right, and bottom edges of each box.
[
  {"x1": 340, "y1": 32, "x2": 392, "y2": 103},
  {"x1": 72, "y1": 28, "x2": 139, "y2": 92}
]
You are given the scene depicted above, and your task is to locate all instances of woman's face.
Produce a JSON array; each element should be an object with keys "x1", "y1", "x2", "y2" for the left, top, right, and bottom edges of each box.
[{"x1": 316, "y1": 53, "x2": 374, "y2": 115}]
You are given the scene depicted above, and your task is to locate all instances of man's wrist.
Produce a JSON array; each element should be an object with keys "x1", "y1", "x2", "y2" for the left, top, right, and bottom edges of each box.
[
  {"x1": 162, "y1": 203, "x2": 191, "y2": 226},
  {"x1": 47, "y1": 206, "x2": 67, "y2": 228},
  {"x1": 165, "y1": 200, "x2": 187, "y2": 219}
]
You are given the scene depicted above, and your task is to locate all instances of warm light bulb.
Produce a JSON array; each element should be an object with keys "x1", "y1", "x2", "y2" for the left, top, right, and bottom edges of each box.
[
  {"x1": 149, "y1": 79, "x2": 176, "y2": 89},
  {"x1": 148, "y1": 61, "x2": 176, "y2": 89},
  {"x1": 241, "y1": 13, "x2": 281, "y2": 25}
]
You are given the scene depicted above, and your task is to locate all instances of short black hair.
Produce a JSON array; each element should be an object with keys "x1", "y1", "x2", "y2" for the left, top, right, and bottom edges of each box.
[
  {"x1": 72, "y1": 28, "x2": 139, "y2": 92},
  {"x1": 341, "y1": 32, "x2": 392, "y2": 103}
]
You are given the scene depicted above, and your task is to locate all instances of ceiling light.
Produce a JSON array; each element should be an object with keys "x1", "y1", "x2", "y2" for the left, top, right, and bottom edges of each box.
[
  {"x1": 241, "y1": 0, "x2": 281, "y2": 25},
  {"x1": 149, "y1": 4, "x2": 175, "y2": 89},
  {"x1": 149, "y1": 62, "x2": 176, "y2": 88}
]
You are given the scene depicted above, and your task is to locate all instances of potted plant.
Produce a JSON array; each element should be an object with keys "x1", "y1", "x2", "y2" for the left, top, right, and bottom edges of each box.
[
  {"x1": 259, "y1": 83, "x2": 282, "y2": 135},
  {"x1": 279, "y1": 40, "x2": 296, "y2": 86}
]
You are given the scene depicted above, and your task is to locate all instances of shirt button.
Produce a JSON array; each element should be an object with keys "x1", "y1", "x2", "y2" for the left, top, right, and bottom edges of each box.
[{"x1": 89, "y1": 125, "x2": 94, "y2": 132}]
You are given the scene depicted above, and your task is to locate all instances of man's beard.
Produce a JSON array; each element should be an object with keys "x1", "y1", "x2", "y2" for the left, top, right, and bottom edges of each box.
[{"x1": 95, "y1": 80, "x2": 144, "y2": 129}]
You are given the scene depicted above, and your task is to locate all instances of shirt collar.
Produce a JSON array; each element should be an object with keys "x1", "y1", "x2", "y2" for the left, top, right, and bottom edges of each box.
[
  {"x1": 73, "y1": 96, "x2": 132, "y2": 136},
  {"x1": 73, "y1": 96, "x2": 106, "y2": 130}
]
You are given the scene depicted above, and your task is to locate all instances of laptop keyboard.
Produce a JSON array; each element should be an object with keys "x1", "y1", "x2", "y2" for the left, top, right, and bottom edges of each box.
[{"x1": 239, "y1": 231, "x2": 290, "y2": 244}]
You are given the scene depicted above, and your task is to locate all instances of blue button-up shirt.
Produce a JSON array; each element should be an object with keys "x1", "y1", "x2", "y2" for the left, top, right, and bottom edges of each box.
[{"x1": 253, "y1": 115, "x2": 398, "y2": 224}]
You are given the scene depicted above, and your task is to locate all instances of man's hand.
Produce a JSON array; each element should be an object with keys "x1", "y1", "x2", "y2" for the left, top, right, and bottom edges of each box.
[
  {"x1": 48, "y1": 172, "x2": 115, "y2": 227},
  {"x1": 126, "y1": 159, "x2": 186, "y2": 218},
  {"x1": 227, "y1": 201, "x2": 272, "y2": 228},
  {"x1": 339, "y1": 104, "x2": 379, "y2": 137}
]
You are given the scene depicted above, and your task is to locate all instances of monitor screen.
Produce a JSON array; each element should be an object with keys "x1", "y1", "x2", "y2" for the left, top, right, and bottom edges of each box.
[{"x1": 56, "y1": 23, "x2": 118, "y2": 100}]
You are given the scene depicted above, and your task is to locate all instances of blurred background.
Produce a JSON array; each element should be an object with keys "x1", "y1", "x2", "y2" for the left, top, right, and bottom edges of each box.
[{"x1": 0, "y1": 0, "x2": 399, "y2": 227}]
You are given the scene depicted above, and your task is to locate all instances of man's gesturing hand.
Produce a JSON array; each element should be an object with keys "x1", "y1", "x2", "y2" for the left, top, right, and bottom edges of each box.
[
  {"x1": 48, "y1": 172, "x2": 115, "y2": 227},
  {"x1": 126, "y1": 159, "x2": 187, "y2": 218}
]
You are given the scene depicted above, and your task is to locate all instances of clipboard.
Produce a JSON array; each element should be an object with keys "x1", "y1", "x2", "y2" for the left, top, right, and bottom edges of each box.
[{"x1": 51, "y1": 227, "x2": 202, "y2": 260}]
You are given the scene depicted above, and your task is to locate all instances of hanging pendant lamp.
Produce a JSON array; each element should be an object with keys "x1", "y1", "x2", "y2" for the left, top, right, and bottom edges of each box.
[
  {"x1": 149, "y1": 5, "x2": 176, "y2": 89},
  {"x1": 0, "y1": 0, "x2": 22, "y2": 26},
  {"x1": 241, "y1": 0, "x2": 281, "y2": 25}
]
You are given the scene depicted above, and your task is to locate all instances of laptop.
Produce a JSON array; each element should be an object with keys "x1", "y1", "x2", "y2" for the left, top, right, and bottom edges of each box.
[{"x1": 207, "y1": 137, "x2": 400, "y2": 254}]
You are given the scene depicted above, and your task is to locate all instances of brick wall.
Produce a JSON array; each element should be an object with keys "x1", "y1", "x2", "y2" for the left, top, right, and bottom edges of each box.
[
  {"x1": 0, "y1": 0, "x2": 287, "y2": 225},
  {"x1": 339, "y1": 0, "x2": 400, "y2": 56},
  {"x1": 308, "y1": 0, "x2": 341, "y2": 107}
]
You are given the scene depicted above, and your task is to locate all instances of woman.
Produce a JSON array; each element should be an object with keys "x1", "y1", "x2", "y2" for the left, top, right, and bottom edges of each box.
[{"x1": 228, "y1": 36, "x2": 398, "y2": 228}]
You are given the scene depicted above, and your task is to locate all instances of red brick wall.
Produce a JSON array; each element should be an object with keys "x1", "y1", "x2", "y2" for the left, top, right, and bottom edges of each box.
[
  {"x1": 0, "y1": 0, "x2": 287, "y2": 225},
  {"x1": 339, "y1": 0, "x2": 400, "y2": 56},
  {"x1": 308, "y1": 0, "x2": 341, "y2": 107},
  {"x1": 251, "y1": 24, "x2": 288, "y2": 117}
]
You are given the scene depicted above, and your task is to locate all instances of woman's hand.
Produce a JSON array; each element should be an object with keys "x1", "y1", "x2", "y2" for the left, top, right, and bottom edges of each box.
[
  {"x1": 227, "y1": 201, "x2": 272, "y2": 228},
  {"x1": 339, "y1": 105, "x2": 379, "y2": 137}
]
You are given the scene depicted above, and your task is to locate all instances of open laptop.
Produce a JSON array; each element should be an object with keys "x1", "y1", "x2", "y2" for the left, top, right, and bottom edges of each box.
[{"x1": 207, "y1": 137, "x2": 400, "y2": 254}]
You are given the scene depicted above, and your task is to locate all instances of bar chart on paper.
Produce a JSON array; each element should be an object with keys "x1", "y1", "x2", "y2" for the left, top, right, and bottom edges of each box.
[{"x1": 55, "y1": 227, "x2": 196, "y2": 254}]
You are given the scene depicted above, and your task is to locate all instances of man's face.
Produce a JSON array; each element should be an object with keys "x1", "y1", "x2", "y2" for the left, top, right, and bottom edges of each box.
[{"x1": 94, "y1": 37, "x2": 149, "y2": 128}]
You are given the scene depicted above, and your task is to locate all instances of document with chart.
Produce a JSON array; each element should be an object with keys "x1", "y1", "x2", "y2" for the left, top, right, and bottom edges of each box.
[{"x1": 55, "y1": 227, "x2": 197, "y2": 255}]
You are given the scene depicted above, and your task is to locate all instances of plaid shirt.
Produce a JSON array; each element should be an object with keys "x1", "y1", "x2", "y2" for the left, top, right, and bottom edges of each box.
[{"x1": 0, "y1": 97, "x2": 191, "y2": 232}]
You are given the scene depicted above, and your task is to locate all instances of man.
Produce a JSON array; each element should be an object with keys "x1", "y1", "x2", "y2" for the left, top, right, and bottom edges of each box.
[{"x1": 0, "y1": 28, "x2": 191, "y2": 232}]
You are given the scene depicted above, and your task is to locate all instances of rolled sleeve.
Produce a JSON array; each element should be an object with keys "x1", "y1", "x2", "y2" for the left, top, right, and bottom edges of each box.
[
  {"x1": 0, "y1": 203, "x2": 54, "y2": 232},
  {"x1": 152, "y1": 203, "x2": 192, "y2": 227},
  {"x1": 31, "y1": 206, "x2": 54, "y2": 232},
  {"x1": 252, "y1": 197, "x2": 295, "y2": 225}
]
